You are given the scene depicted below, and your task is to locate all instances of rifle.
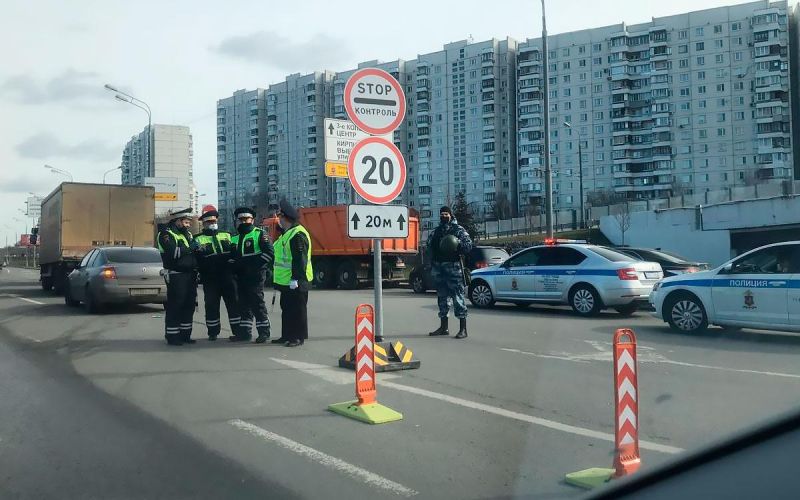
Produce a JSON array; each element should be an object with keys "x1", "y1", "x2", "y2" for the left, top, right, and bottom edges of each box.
[{"x1": 459, "y1": 255, "x2": 470, "y2": 287}]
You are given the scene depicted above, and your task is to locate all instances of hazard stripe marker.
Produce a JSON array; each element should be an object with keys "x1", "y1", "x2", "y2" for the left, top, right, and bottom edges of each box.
[
  {"x1": 566, "y1": 328, "x2": 648, "y2": 489},
  {"x1": 328, "y1": 304, "x2": 403, "y2": 424}
]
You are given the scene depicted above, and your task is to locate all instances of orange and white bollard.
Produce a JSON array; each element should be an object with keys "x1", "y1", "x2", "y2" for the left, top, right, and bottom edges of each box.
[
  {"x1": 612, "y1": 328, "x2": 641, "y2": 477},
  {"x1": 328, "y1": 304, "x2": 403, "y2": 424}
]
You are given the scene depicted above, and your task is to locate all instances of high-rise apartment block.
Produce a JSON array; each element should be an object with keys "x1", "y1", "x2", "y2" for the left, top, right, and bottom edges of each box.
[
  {"x1": 121, "y1": 124, "x2": 196, "y2": 216},
  {"x1": 217, "y1": 1, "x2": 800, "y2": 230}
]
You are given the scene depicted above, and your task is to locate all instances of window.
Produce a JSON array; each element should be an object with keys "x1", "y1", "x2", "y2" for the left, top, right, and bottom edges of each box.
[
  {"x1": 594, "y1": 111, "x2": 604, "y2": 120},
  {"x1": 563, "y1": 61, "x2": 571, "y2": 70},
  {"x1": 680, "y1": 73, "x2": 689, "y2": 82},
  {"x1": 506, "y1": 248, "x2": 543, "y2": 267},
  {"x1": 696, "y1": 42, "x2": 705, "y2": 51},
  {"x1": 699, "y1": 129, "x2": 708, "y2": 139},
  {"x1": 717, "y1": 128, "x2": 726, "y2": 137},
  {"x1": 678, "y1": 29, "x2": 688, "y2": 39},
  {"x1": 563, "y1": 75, "x2": 571, "y2": 83},
  {"x1": 593, "y1": 57, "x2": 602, "y2": 65},
  {"x1": 104, "y1": 248, "x2": 162, "y2": 263},
  {"x1": 727, "y1": 245, "x2": 800, "y2": 274},
  {"x1": 87, "y1": 251, "x2": 102, "y2": 268},
  {"x1": 696, "y1": 27, "x2": 704, "y2": 36},
  {"x1": 715, "y1": 39, "x2": 724, "y2": 49},
  {"x1": 698, "y1": 99, "x2": 707, "y2": 108},
  {"x1": 697, "y1": 56, "x2": 705, "y2": 65},
  {"x1": 717, "y1": 113, "x2": 726, "y2": 122},
  {"x1": 679, "y1": 59, "x2": 689, "y2": 68},
  {"x1": 593, "y1": 43, "x2": 602, "y2": 52},
  {"x1": 79, "y1": 250, "x2": 95, "y2": 268},
  {"x1": 678, "y1": 45, "x2": 688, "y2": 54},
  {"x1": 698, "y1": 85, "x2": 706, "y2": 94},
  {"x1": 697, "y1": 71, "x2": 706, "y2": 80},
  {"x1": 698, "y1": 114, "x2": 706, "y2": 124},
  {"x1": 714, "y1": 24, "x2": 722, "y2": 34},
  {"x1": 564, "y1": 88, "x2": 571, "y2": 97},
  {"x1": 715, "y1": 54, "x2": 724, "y2": 64},
  {"x1": 537, "y1": 247, "x2": 587, "y2": 266},
  {"x1": 562, "y1": 48, "x2": 570, "y2": 57},
  {"x1": 680, "y1": 87, "x2": 690, "y2": 97},
  {"x1": 732, "y1": 22, "x2": 741, "y2": 31},
  {"x1": 734, "y1": 51, "x2": 742, "y2": 62},
  {"x1": 593, "y1": 84, "x2": 603, "y2": 93},
  {"x1": 593, "y1": 97, "x2": 603, "y2": 106}
]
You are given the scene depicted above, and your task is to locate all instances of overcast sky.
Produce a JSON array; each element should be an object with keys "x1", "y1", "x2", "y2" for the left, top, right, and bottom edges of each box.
[{"x1": 0, "y1": 0, "x2": 749, "y2": 244}]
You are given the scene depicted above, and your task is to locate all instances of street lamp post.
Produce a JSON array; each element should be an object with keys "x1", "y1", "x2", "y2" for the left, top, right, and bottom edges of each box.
[
  {"x1": 540, "y1": 0, "x2": 554, "y2": 238},
  {"x1": 563, "y1": 122, "x2": 585, "y2": 229},
  {"x1": 105, "y1": 84, "x2": 153, "y2": 178},
  {"x1": 103, "y1": 166, "x2": 121, "y2": 184},
  {"x1": 44, "y1": 164, "x2": 74, "y2": 182}
]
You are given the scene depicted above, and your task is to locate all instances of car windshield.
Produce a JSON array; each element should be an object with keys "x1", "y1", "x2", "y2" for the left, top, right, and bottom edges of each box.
[
  {"x1": 635, "y1": 249, "x2": 689, "y2": 264},
  {"x1": 476, "y1": 248, "x2": 509, "y2": 260},
  {"x1": 103, "y1": 248, "x2": 162, "y2": 264},
  {"x1": 587, "y1": 246, "x2": 635, "y2": 262}
]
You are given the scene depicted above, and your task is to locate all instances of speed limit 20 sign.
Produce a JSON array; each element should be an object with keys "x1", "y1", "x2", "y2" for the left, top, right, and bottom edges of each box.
[
  {"x1": 347, "y1": 137, "x2": 406, "y2": 205},
  {"x1": 344, "y1": 68, "x2": 406, "y2": 135}
]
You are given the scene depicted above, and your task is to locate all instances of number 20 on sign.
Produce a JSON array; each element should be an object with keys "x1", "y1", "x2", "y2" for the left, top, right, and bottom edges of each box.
[{"x1": 347, "y1": 137, "x2": 407, "y2": 205}]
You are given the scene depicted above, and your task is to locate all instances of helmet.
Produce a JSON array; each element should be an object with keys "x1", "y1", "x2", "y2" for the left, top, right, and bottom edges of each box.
[{"x1": 439, "y1": 234, "x2": 460, "y2": 257}]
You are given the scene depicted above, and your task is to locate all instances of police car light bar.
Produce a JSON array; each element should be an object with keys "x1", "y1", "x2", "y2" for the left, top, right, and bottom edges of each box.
[{"x1": 544, "y1": 238, "x2": 588, "y2": 246}]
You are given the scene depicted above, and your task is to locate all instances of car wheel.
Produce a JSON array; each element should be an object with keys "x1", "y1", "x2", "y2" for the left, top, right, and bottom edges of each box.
[
  {"x1": 64, "y1": 286, "x2": 80, "y2": 307},
  {"x1": 569, "y1": 284, "x2": 602, "y2": 316},
  {"x1": 336, "y1": 260, "x2": 358, "y2": 290},
  {"x1": 84, "y1": 287, "x2": 102, "y2": 314},
  {"x1": 410, "y1": 273, "x2": 426, "y2": 294},
  {"x1": 468, "y1": 280, "x2": 495, "y2": 308},
  {"x1": 614, "y1": 303, "x2": 638, "y2": 317},
  {"x1": 666, "y1": 294, "x2": 708, "y2": 334}
]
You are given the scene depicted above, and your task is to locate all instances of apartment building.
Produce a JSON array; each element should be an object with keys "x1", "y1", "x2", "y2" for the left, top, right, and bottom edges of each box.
[
  {"x1": 517, "y1": 0, "x2": 796, "y2": 215},
  {"x1": 216, "y1": 89, "x2": 267, "y2": 227},
  {"x1": 121, "y1": 124, "x2": 196, "y2": 216}
]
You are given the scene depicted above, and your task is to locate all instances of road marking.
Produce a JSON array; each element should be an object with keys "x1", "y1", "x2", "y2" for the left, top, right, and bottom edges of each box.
[
  {"x1": 501, "y1": 342, "x2": 800, "y2": 380},
  {"x1": 270, "y1": 358, "x2": 399, "y2": 385},
  {"x1": 380, "y1": 381, "x2": 683, "y2": 455},
  {"x1": 229, "y1": 419, "x2": 418, "y2": 497},
  {"x1": 0, "y1": 293, "x2": 45, "y2": 305}
]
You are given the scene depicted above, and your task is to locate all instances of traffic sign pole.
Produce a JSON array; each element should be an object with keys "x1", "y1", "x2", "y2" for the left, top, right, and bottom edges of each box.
[{"x1": 373, "y1": 240, "x2": 383, "y2": 342}]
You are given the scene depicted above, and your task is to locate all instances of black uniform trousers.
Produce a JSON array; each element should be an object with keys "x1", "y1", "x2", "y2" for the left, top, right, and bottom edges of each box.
[
  {"x1": 236, "y1": 270, "x2": 270, "y2": 339},
  {"x1": 202, "y1": 273, "x2": 240, "y2": 338},
  {"x1": 280, "y1": 288, "x2": 308, "y2": 342},
  {"x1": 165, "y1": 271, "x2": 197, "y2": 341}
]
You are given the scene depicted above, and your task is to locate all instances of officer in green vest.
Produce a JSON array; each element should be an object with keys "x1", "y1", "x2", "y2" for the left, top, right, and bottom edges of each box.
[
  {"x1": 271, "y1": 199, "x2": 312, "y2": 347},
  {"x1": 230, "y1": 207, "x2": 274, "y2": 343},
  {"x1": 194, "y1": 206, "x2": 241, "y2": 341},
  {"x1": 157, "y1": 208, "x2": 198, "y2": 346}
]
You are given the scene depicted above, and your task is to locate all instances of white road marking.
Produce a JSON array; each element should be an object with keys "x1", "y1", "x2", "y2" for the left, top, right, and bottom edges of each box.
[
  {"x1": 501, "y1": 341, "x2": 800, "y2": 380},
  {"x1": 380, "y1": 381, "x2": 683, "y2": 455},
  {"x1": 229, "y1": 419, "x2": 418, "y2": 497},
  {"x1": 0, "y1": 293, "x2": 45, "y2": 305},
  {"x1": 270, "y1": 358, "x2": 399, "y2": 385}
]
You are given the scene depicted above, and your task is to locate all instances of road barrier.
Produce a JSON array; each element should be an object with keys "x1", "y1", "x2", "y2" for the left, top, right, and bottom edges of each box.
[
  {"x1": 338, "y1": 332, "x2": 420, "y2": 372},
  {"x1": 565, "y1": 328, "x2": 642, "y2": 489},
  {"x1": 328, "y1": 304, "x2": 403, "y2": 424}
]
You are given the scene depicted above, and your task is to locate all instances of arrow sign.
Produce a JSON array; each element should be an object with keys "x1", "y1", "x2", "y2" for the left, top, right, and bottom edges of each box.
[
  {"x1": 328, "y1": 123, "x2": 334, "y2": 135},
  {"x1": 324, "y1": 118, "x2": 391, "y2": 163},
  {"x1": 347, "y1": 204, "x2": 410, "y2": 239}
]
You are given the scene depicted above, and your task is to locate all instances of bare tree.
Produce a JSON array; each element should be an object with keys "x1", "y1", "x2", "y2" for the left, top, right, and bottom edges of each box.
[
  {"x1": 586, "y1": 188, "x2": 618, "y2": 207},
  {"x1": 613, "y1": 202, "x2": 632, "y2": 245},
  {"x1": 491, "y1": 191, "x2": 512, "y2": 220}
]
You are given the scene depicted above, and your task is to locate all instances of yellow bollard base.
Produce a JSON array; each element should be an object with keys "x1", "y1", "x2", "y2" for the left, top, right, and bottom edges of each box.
[
  {"x1": 565, "y1": 467, "x2": 615, "y2": 489},
  {"x1": 328, "y1": 400, "x2": 403, "y2": 424}
]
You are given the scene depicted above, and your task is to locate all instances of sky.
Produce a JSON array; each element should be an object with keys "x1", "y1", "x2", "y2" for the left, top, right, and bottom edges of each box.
[{"x1": 0, "y1": 0, "x2": 752, "y2": 245}]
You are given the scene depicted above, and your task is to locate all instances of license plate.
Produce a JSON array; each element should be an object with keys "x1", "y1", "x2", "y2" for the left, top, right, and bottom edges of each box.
[
  {"x1": 130, "y1": 288, "x2": 159, "y2": 296},
  {"x1": 644, "y1": 272, "x2": 660, "y2": 279}
]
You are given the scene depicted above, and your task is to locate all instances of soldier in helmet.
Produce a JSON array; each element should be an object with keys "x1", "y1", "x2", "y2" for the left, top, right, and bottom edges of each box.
[{"x1": 427, "y1": 206, "x2": 473, "y2": 339}]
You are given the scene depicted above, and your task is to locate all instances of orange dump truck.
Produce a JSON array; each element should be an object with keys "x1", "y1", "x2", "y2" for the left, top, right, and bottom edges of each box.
[{"x1": 262, "y1": 205, "x2": 419, "y2": 289}]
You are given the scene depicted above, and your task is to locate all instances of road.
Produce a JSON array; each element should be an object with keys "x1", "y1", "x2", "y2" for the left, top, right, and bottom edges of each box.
[{"x1": 2, "y1": 266, "x2": 800, "y2": 499}]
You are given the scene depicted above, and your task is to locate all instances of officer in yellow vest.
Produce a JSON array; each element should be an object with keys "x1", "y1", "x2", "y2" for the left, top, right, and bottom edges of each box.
[
  {"x1": 157, "y1": 208, "x2": 198, "y2": 346},
  {"x1": 193, "y1": 207, "x2": 241, "y2": 341},
  {"x1": 272, "y1": 199, "x2": 312, "y2": 347},
  {"x1": 230, "y1": 207, "x2": 274, "y2": 343}
]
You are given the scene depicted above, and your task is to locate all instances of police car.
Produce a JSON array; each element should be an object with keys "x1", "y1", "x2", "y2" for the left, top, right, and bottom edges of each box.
[
  {"x1": 650, "y1": 241, "x2": 800, "y2": 334},
  {"x1": 468, "y1": 239, "x2": 663, "y2": 316}
]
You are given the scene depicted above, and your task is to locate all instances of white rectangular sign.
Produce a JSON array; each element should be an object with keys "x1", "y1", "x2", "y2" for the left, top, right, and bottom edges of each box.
[
  {"x1": 347, "y1": 204, "x2": 409, "y2": 239},
  {"x1": 144, "y1": 176, "x2": 178, "y2": 197},
  {"x1": 324, "y1": 118, "x2": 391, "y2": 162}
]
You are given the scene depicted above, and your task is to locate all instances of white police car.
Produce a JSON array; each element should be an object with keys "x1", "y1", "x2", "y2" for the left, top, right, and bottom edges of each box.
[
  {"x1": 468, "y1": 239, "x2": 663, "y2": 316},
  {"x1": 650, "y1": 241, "x2": 800, "y2": 334}
]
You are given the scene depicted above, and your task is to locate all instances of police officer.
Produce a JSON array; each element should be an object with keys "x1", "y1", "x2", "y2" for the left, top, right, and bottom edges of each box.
[
  {"x1": 427, "y1": 206, "x2": 473, "y2": 339},
  {"x1": 194, "y1": 206, "x2": 241, "y2": 341},
  {"x1": 271, "y1": 199, "x2": 313, "y2": 347},
  {"x1": 157, "y1": 208, "x2": 198, "y2": 346},
  {"x1": 230, "y1": 207, "x2": 274, "y2": 343}
]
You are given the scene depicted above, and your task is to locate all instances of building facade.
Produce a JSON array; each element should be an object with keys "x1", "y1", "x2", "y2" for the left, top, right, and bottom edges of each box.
[
  {"x1": 216, "y1": 89, "x2": 267, "y2": 228},
  {"x1": 121, "y1": 124, "x2": 196, "y2": 216},
  {"x1": 216, "y1": 0, "x2": 799, "y2": 230},
  {"x1": 518, "y1": 0, "x2": 796, "y2": 215}
]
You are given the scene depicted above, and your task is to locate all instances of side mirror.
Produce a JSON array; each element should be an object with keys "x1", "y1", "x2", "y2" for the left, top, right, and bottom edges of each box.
[{"x1": 720, "y1": 263, "x2": 733, "y2": 274}]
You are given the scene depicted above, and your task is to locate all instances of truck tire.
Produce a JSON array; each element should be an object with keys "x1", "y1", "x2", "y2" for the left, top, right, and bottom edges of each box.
[
  {"x1": 41, "y1": 277, "x2": 53, "y2": 292},
  {"x1": 410, "y1": 272, "x2": 426, "y2": 294},
  {"x1": 313, "y1": 260, "x2": 336, "y2": 289},
  {"x1": 336, "y1": 260, "x2": 359, "y2": 290}
]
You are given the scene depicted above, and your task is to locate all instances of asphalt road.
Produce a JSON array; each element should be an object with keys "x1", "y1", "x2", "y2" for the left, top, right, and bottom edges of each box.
[{"x1": 2, "y1": 266, "x2": 800, "y2": 499}]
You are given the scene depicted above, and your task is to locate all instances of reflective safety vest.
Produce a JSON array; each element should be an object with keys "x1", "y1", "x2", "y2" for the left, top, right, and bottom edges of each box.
[
  {"x1": 195, "y1": 232, "x2": 231, "y2": 254},
  {"x1": 157, "y1": 229, "x2": 190, "y2": 254},
  {"x1": 273, "y1": 225, "x2": 313, "y2": 285},
  {"x1": 231, "y1": 227, "x2": 263, "y2": 256}
]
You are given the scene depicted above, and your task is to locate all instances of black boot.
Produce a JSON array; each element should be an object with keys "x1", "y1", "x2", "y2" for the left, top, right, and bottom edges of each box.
[
  {"x1": 255, "y1": 329, "x2": 271, "y2": 344},
  {"x1": 429, "y1": 317, "x2": 449, "y2": 336},
  {"x1": 166, "y1": 336, "x2": 183, "y2": 346},
  {"x1": 455, "y1": 318, "x2": 468, "y2": 339}
]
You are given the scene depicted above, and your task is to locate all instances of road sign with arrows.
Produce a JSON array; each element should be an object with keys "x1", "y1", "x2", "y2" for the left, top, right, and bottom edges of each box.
[
  {"x1": 324, "y1": 118, "x2": 391, "y2": 163},
  {"x1": 347, "y1": 204, "x2": 409, "y2": 239}
]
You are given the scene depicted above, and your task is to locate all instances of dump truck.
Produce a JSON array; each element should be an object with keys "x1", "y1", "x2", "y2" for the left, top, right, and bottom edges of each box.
[
  {"x1": 39, "y1": 183, "x2": 156, "y2": 292},
  {"x1": 262, "y1": 205, "x2": 419, "y2": 289}
]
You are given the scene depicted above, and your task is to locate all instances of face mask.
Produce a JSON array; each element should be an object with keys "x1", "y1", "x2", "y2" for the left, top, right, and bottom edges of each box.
[
  {"x1": 206, "y1": 223, "x2": 218, "y2": 231},
  {"x1": 440, "y1": 216, "x2": 449, "y2": 225}
]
